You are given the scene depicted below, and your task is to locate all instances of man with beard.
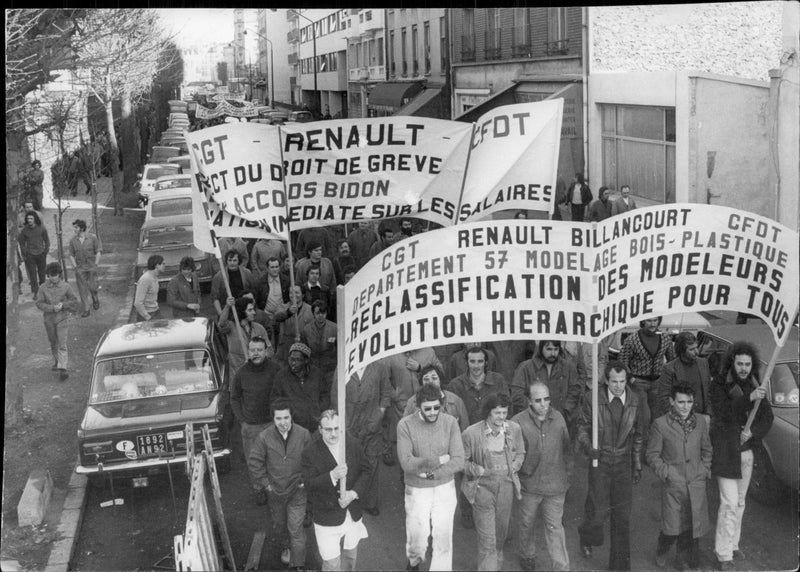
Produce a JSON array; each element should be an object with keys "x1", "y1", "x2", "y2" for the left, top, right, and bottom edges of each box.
[
  {"x1": 368, "y1": 221, "x2": 395, "y2": 259},
  {"x1": 332, "y1": 239, "x2": 357, "y2": 285},
  {"x1": 461, "y1": 393, "x2": 525, "y2": 571},
  {"x1": 248, "y1": 399, "x2": 312, "y2": 570},
  {"x1": 271, "y1": 342, "x2": 331, "y2": 432},
  {"x1": 513, "y1": 382, "x2": 572, "y2": 572},
  {"x1": 395, "y1": 218, "x2": 415, "y2": 241},
  {"x1": 302, "y1": 410, "x2": 371, "y2": 571},
  {"x1": 510, "y1": 340, "x2": 582, "y2": 425},
  {"x1": 576, "y1": 361, "x2": 644, "y2": 571},
  {"x1": 709, "y1": 342, "x2": 773, "y2": 571},
  {"x1": 647, "y1": 384, "x2": 712, "y2": 571},
  {"x1": 654, "y1": 332, "x2": 712, "y2": 419},
  {"x1": 231, "y1": 336, "x2": 280, "y2": 505},
  {"x1": 587, "y1": 186, "x2": 613, "y2": 222},
  {"x1": 397, "y1": 384, "x2": 465, "y2": 571}
]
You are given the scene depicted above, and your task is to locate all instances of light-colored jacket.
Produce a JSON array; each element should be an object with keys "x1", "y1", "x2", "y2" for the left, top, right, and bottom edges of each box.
[{"x1": 461, "y1": 419, "x2": 525, "y2": 502}]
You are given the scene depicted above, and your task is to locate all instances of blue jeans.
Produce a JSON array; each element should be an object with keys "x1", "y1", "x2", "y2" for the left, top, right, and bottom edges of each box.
[{"x1": 518, "y1": 491, "x2": 569, "y2": 571}]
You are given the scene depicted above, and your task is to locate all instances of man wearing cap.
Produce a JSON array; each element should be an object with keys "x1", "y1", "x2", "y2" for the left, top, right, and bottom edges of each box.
[{"x1": 271, "y1": 342, "x2": 331, "y2": 432}]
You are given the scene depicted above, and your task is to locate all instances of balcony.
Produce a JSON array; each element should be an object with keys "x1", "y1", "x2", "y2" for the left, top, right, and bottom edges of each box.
[
  {"x1": 349, "y1": 67, "x2": 369, "y2": 81},
  {"x1": 361, "y1": 13, "x2": 383, "y2": 33},
  {"x1": 460, "y1": 35, "x2": 475, "y2": 62},
  {"x1": 287, "y1": 29, "x2": 299, "y2": 43},
  {"x1": 368, "y1": 64, "x2": 385, "y2": 80},
  {"x1": 512, "y1": 43, "x2": 532, "y2": 58},
  {"x1": 485, "y1": 29, "x2": 501, "y2": 60},
  {"x1": 546, "y1": 39, "x2": 570, "y2": 56}
]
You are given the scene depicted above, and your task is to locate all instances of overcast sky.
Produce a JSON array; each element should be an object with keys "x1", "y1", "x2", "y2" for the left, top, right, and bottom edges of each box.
[{"x1": 158, "y1": 9, "x2": 256, "y2": 49}]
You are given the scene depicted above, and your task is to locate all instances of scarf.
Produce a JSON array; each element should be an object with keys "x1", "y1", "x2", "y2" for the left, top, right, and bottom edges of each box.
[{"x1": 668, "y1": 408, "x2": 696, "y2": 437}]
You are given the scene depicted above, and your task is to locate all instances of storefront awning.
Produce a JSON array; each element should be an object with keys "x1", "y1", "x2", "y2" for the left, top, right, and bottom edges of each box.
[
  {"x1": 394, "y1": 86, "x2": 444, "y2": 118},
  {"x1": 368, "y1": 82, "x2": 423, "y2": 109}
]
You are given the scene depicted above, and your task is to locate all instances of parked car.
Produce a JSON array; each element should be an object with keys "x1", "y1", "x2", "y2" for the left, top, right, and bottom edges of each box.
[
  {"x1": 167, "y1": 155, "x2": 192, "y2": 172},
  {"x1": 160, "y1": 138, "x2": 189, "y2": 154},
  {"x1": 288, "y1": 110, "x2": 314, "y2": 123},
  {"x1": 145, "y1": 188, "x2": 192, "y2": 221},
  {"x1": 76, "y1": 318, "x2": 232, "y2": 485},
  {"x1": 168, "y1": 99, "x2": 189, "y2": 113},
  {"x1": 697, "y1": 323, "x2": 799, "y2": 504},
  {"x1": 607, "y1": 312, "x2": 711, "y2": 358},
  {"x1": 135, "y1": 163, "x2": 181, "y2": 208},
  {"x1": 149, "y1": 145, "x2": 180, "y2": 164},
  {"x1": 138, "y1": 173, "x2": 191, "y2": 207}
]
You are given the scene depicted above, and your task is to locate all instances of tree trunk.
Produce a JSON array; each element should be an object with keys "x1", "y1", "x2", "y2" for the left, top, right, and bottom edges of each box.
[
  {"x1": 120, "y1": 87, "x2": 138, "y2": 194},
  {"x1": 104, "y1": 72, "x2": 122, "y2": 215}
]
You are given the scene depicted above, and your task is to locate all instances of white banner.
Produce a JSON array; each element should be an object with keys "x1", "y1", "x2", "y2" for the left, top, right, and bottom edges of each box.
[
  {"x1": 341, "y1": 204, "x2": 799, "y2": 378},
  {"x1": 185, "y1": 100, "x2": 564, "y2": 234},
  {"x1": 458, "y1": 100, "x2": 563, "y2": 222}
]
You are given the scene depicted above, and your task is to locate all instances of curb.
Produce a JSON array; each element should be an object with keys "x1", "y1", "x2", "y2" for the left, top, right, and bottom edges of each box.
[{"x1": 43, "y1": 207, "x2": 139, "y2": 572}]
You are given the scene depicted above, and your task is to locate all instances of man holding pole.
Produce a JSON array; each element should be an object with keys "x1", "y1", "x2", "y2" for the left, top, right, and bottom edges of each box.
[
  {"x1": 576, "y1": 360, "x2": 644, "y2": 571},
  {"x1": 302, "y1": 409, "x2": 371, "y2": 571},
  {"x1": 709, "y1": 342, "x2": 773, "y2": 571}
]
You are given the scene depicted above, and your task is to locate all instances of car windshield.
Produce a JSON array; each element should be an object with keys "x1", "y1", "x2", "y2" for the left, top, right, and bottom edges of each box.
[
  {"x1": 150, "y1": 198, "x2": 192, "y2": 217},
  {"x1": 771, "y1": 361, "x2": 799, "y2": 406},
  {"x1": 155, "y1": 177, "x2": 191, "y2": 191},
  {"x1": 90, "y1": 350, "x2": 217, "y2": 404},
  {"x1": 146, "y1": 167, "x2": 179, "y2": 180},
  {"x1": 140, "y1": 225, "x2": 193, "y2": 248}
]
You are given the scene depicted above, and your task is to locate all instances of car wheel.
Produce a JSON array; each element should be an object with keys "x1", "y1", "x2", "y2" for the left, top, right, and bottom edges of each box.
[{"x1": 748, "y1": 444, "x2": 783, "y2": 506}]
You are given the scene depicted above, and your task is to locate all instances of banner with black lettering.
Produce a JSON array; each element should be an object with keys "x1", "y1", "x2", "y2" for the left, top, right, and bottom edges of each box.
[
  {"x1": 185, "y1": 100, "x2": 564, "y2": 235},
  {"x1": 341, "y1": 204, "x2": 799, "y2": 378},
  {"x1": 458, "y1": 100, "x2": 563, "y2": 222}
]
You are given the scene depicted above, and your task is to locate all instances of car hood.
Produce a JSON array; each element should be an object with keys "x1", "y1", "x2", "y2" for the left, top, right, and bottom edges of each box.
[
  {"x1": 773, "y1": 405, "x2": 799, "y2": 430},
  {"x1": 81, "y1": 392, "x2": 220, "y2": 433}
]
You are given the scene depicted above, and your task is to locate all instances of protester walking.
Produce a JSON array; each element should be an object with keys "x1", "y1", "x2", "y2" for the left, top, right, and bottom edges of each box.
[
  {"x1": 68, "y1": 219, "x2": 102, "y2": 317},
  {"x1": 18, "y1": 211, "x2": 50, "y2": 297},
  {"x1": 35, "y1": 262, "x2": 80, "y2": 381},
  {"x1": 133, "y1": 255, "x2": 164, "y2": 322}
]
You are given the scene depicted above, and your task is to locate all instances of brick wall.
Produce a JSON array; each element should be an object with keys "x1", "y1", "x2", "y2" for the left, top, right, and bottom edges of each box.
[{"x1": 591, "y1": 2, "x2": 783, "y2": 81}]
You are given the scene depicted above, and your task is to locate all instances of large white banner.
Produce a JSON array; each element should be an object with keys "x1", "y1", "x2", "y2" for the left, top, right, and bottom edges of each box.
[
  {"x1": 341, "y1": 204, "x2": 799, "y2": 378},
  {"x1": 184, "y1": 100, "x2": 564, "y2": 236}
]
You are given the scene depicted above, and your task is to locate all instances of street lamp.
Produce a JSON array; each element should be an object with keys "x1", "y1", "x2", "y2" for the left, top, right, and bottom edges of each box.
[{"x1": 244, "y1": 28, "x2": 274, "y2": 107}]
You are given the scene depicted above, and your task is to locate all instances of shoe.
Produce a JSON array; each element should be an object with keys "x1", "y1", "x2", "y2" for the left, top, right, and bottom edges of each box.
[
  {"x1": 92, "y1": 297, "x2": 100, "y2": 310},
  {"x1": 363, "y1": 506, "x2": 379, "y2": 516},
  {"x1": 520, "y1": 557, "x2": 536, "y2": 571},
  {"x1": 58, "y1": 369, "x2": 69, "y2": 381},
  {"x1": 580, "y1": 544, "x2": 592, "y2": 558},
  {"x1": 655, "y1": 551, "x2": 668, "y2": 568},
  {"x1": 460, "y1": 511, "x2": 474, "y2": 529},
  {"x1": 406, "y1": 561, "x2": 420, "y2": 571},
  {"x1": 81, "y1": 310, "x2": 90, "y2": 317},
  {"x1": 717, "y1": 560, "x2": 735, "y2": 571},
  {"x1": 382, "y1": 450, "x2": 395, "y2": 466},
  {"x1": 732, "y1": 550, "x2": 745, "y2": 561},
  {"x1": 255, "y1": 490, "x2": 268, "y2": 506},
  {"x1": 280, "y1": 547, "x2": 291, "y2": 565}
]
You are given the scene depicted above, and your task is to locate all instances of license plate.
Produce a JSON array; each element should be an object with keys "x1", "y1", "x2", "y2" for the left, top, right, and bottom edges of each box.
[
  {"x1": 132, "y1": 477, "x2": 149, "y2": 488},
  {"x1": 136, "y1": 433, "x2": 167, "y2": 455}
]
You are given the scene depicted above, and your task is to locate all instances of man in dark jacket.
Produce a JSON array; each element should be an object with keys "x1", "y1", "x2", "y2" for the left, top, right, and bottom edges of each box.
[
  {"x1": 576, "y1": 361, "x2": 644, "y2": 571},
  {"x1": 231, "y1": 336, "x2": 280, "y2": 504},
  {"x1": 566, "y1": 172, "x2": 592, "y2": 222},
  {"x1": 271, "y1": 342, "x2": 331, "y2": 432},
  {"x1": 654, "y1": 332, "x2": 712, "y2": 419},
  {"x1": 709, "y1": 341, "x2": 773, "y2": 571},
  {"x1": 166, "y1": 256, "x2": 201, "y2": 319},
  {"x1": 302, "y1": 410, "x2": 371, "y2": 571}
]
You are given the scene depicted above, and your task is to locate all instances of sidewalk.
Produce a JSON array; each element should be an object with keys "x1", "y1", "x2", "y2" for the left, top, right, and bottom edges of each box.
[{"x1": 3, "y1": 175, "x2": 144, "y2": 571}]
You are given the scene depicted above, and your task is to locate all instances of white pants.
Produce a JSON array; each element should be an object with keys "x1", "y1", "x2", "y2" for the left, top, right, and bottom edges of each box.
[
  {"x1": 715, "y1": 449, "x2": 753, "y2": 562},
  {"x1": 314, "y1": 510, "x2": 368, "y2": 561},
  {"x1": 405, "y1": 480, "x2": 457, "y2": 571}
]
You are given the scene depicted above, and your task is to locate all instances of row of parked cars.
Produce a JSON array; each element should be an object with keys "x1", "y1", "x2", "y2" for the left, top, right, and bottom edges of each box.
[{"x1": 133, "y1": 100, "x2": 217, "y2": 289}]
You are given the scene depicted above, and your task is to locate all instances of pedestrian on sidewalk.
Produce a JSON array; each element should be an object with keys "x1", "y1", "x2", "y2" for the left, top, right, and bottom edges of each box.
[
  {"x1": 26, "y1": 160, "x2": 45, "y2": 211},
  {"x1": 166, "y1": 256, "x2": 202, "y2": 319},
  {"x1": 35, "y1": 262, "x2": 80, "y2": 381},
  {"x1": 647, "y1": 384, "x2": 712, "y2": 570},
  {"x1": 133, "y1": 255, "x2": 165, "y2": 322},
  {"x1": 18, "y1": 211, "x2": 50, "y2": 297},
  {"x1": 68, "y1": 219, "x2": 102, "y2": 317}
]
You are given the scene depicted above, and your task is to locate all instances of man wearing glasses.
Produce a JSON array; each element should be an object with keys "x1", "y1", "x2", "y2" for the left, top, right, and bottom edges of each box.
[{"x1": 397, "y1": 384, "x2": 465, "y2": 571}]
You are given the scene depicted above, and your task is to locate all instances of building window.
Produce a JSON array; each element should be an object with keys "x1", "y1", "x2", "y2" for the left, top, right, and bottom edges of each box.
[
  {"x1": 440, "y1": 16, "x2": 447, "y2": 69},
  {"x1": 423, "y1": 21, "x2": 431, "y2": 73},
  {"x1": 546, "y1": 7, "x2": 569, "y2": 55},
  {"x1": 485, "y1": 8, "x2": 501, "y2": 60},
  {"x1": 377, "y1": 36, "x2": 384, "y2": 66},
  {"x1": 389, "y1": 31, "x2": 395, "y2": 75},
  {"x1": 365, "y1": 10, "x2": 372, "y2": 21},
  {"x1": 461, "y1": 9, "x2": 475, "y2": 61},
  {"x1": 512, "y1": 8, "x2": 531, "y2": 57},
  {"x1": 412, "y1": 25, "x2": 419, "y2": 76},
  {"x1": 401, "y1": 27, "x2": 408, "y2": 76},
  {"x1": 601, "y1": 105, "x2": 676, "y2": 204}
]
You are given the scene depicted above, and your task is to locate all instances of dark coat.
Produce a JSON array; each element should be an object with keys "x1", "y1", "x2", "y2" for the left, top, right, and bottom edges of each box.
[
  {"x1": 271, "y1": 365, "x2": 331, "y2": 432},
  {"x1": 255, "y1": 272, "x2": 290, "y2": 309},
  {"x1": 710, "y1": 371, "x2": 774, "y2": 479},
  {"x1": 577, "y1": 388, "x2": 644, "y2": 470},
  {"x1": 654, "y1": 357, "x2": 712, "y2": 419},
  {"x1": 646, "y1": 413, "x2": 712, "y2": 537},
  {"x1": 301, "y1": 431, "x2": 371, "y2": 526}
]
